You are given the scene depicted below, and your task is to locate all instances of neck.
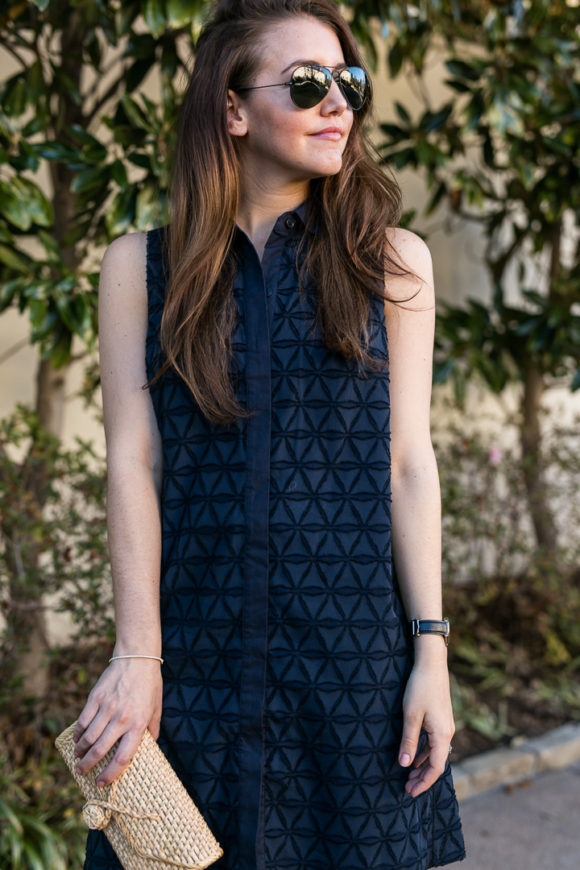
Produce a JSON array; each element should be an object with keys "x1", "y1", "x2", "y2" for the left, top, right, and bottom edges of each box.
[{"x1": 235, "y1": 168, "x2": 310, "y2": 259}]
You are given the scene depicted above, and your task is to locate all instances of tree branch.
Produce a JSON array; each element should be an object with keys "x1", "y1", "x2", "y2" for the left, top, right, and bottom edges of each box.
[
  {"x1": 0, "y1": 337, "x2": 30, "y2": 367},
  {"x1": 0, "y1": 41, "x2": 28, "y2": 69},
  {"x1": 82, "y1": 52, "x2": 125, "y2": 104},
  {"x1": 86, "y1": 71, "x2": 128, "y2": 122}
]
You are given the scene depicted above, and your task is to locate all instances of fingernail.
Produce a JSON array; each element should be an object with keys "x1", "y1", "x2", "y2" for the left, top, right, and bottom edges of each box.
[
  {"x1": 400, "y1": 753, "x2": 411, "y2": 766},
  {"x1": 96, "y1": 779, "x2": 105, "y2": 789},
  {"x1": 73, "y1": 735, "x2": 79, "y2": 744}
]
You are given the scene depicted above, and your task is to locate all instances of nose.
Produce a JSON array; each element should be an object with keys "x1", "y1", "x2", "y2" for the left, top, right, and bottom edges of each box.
[{"x1": 320, "y1": 75, "x2": 348, "y2": 114}]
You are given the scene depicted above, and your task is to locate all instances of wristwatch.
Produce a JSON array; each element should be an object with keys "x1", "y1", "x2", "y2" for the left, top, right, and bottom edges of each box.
[{"x1": 409, "y1": 617, "x2": 450, "y2": 646}]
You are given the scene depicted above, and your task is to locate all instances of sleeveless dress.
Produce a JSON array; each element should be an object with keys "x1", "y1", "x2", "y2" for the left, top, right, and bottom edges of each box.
[{"x1": 85, "y1": 205, "x2": 466, "y2": 870}]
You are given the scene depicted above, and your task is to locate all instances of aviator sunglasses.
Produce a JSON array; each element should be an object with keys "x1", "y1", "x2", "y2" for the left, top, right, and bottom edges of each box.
[{"x1": 237, "y1": 63, "x2": 368, "y2": 111}]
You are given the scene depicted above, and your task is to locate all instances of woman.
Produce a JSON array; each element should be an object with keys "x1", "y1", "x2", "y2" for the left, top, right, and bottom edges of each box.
[{"x1": 74, "y1": 1, "x2": 466, "y2": 867}]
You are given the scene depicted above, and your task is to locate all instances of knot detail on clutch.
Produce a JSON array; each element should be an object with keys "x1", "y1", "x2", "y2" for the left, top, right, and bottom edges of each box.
[{"x1": 81, "y1": 780, "x2": 160, "y2": 831}]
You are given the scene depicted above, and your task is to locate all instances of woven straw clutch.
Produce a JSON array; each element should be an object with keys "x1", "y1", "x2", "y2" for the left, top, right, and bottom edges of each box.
[{"x1": 55, "y1": 722, "x2": 224, "y2": 870}]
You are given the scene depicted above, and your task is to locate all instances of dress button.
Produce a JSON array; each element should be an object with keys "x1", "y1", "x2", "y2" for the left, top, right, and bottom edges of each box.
[
  {"x1": 266, "y1": 286, "x2": 273, "y2": 296},
  {"x1": 285, "y1": 216, "x2": 296, "y2": 230}
]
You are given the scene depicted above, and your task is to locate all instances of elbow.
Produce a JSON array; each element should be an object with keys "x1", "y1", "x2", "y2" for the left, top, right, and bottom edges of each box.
[
  {"x1": 391, "y1": 442, "x2": 438, "y2": 484},
  {"x1": 106, "y1": 445, "x2": 162, "y2": 494}
]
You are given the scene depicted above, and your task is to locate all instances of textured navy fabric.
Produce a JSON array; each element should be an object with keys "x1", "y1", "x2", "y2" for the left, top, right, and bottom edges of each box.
[{"x1": 85, "y1": 207, "x2": 466, "y2": 869}]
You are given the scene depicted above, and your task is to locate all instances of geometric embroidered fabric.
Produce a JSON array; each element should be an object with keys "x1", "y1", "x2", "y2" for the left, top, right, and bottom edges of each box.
[{"x1": 84, "y1": 205, "x2": 466, "y2": 870}]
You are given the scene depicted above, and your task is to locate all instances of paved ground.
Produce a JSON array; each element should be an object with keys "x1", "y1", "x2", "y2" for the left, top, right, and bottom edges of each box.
[{"x1": 447, "y1": 761, "x2": 580, "y2": 869}]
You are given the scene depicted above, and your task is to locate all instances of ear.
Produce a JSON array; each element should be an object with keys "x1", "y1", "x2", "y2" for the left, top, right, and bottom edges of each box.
[{"x1": 227, "y1": 89, "x2": 248, "y2": 137}]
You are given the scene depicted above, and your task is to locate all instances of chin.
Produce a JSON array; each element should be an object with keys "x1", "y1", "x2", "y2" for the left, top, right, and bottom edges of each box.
[{"x1": 306, "y1": 154, "x2": 345, "y2": 178}]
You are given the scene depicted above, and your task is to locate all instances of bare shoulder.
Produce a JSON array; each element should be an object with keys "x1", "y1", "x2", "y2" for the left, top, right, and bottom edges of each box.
[
  {"x1": 98, "y1": 232, "x2": 149, "y2": 328},
  {"x1": 100, "y1": 232, "x2": 147, "y2": 291},
  {"x1": 384, "y1": 227, "x2": 435, "y2": 310}
]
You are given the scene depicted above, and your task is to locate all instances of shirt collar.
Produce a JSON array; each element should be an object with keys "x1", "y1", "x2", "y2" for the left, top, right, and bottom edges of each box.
[{"x1": 292, "y1": 199, "x2": 320, "y2": 236}]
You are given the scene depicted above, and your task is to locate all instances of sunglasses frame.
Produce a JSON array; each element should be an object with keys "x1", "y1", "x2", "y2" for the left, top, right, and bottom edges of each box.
[{"x1": 236, "y1": 63, "x2": 368, "y2": 111}]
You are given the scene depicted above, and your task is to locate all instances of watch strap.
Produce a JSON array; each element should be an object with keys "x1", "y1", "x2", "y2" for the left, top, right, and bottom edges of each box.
[{"x1": 409, "y1": 617, "x2": 450, "y2": 646}]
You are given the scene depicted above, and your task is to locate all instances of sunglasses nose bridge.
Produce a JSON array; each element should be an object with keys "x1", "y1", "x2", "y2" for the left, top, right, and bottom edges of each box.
[{"x1": 318, "y1": 68, "x2": 348, "y2": 109}]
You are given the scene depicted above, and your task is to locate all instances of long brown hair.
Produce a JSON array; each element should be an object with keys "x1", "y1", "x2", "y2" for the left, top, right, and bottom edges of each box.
[{"x1": 147, "y1": 0, "x2": 416, "y2": 424}]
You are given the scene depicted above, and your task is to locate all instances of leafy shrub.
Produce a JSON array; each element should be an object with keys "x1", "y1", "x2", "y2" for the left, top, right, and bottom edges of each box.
[
  {"x1": 434, "y1": 409, "x2": 580, "y2": 748},
  {"x1": 0, "y1": 403, "x2": 112, "y2": 694}
]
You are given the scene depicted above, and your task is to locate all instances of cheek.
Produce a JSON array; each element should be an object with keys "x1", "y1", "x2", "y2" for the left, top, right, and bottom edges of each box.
[{"x1": 265, "y1": 113, "x2": 312, "y2": 150}]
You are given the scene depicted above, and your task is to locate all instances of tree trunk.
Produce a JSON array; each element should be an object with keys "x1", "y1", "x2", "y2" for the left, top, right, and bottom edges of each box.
[
  {"x1": 7, "y1": 5, "x2": 87, "y2": 701},
  {"x1": 519, "y1": 365, "x2": 558, "y2": 558},
  {"x1": 5, "y1": 359, "x2": 69, "y2": 700},
  {"x1": 36, "y1": 356, "x2": 68, "y2": 435}
]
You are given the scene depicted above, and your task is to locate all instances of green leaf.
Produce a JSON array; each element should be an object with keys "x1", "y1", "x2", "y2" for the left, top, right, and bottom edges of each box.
[
  {"x1": 110, "y1": 159, "x2": 129, "y2": 187},
  {"x1": 125, "y1": 58, "x2": 155, "y2": 93},
  {"x1": 128, "y1": 152, "x2": 152, "y2": 170},
  {"x1": 30, "y1": 303, "x2": 59, "y2": 340},
  {"x1": 21, "y1": 114, "x2": 50, "y2": 137},
  {"x1": 105, "y1": 187, "x2": 137, "y2": 235},
  {"x1": 118, "y1": 0, "x2": 142, "y2": 35},
  {"x1": 85, "y1": 30, "x2": 103, "y2": 68},
  {"x1": 120, "y1": 94, "x2": 151, "y2": 131},
  {"x1": 0, "y1": 796, "x2": 24, "y2": 834},
  {"x1": 444, "y1": 78, "x2": 472, "y2": 94},
  {"x1": 135, "y1": 182, "x2": 161, "y2": 229},
  {"x1": 0, "y1": 244, "x2": 31, "y2": 273},
  {"x1": 34, "y1": 141, "x2": 79, "y2": 162},
  {"x1": 52, "y1": 66, "x2": 82, "y2": 105},
  {"x1": 16, "y1": 140, "x2": 41, "y2": 172},
  {"x1": 161, "y1": 42, "x2": 179, "y2": 79},
  {"x1": 0, "y1": 278, "x2": 26, "y2": 309},
  {"x1": 68, "y1": 125, "x2": 108, "y2": 162},
  {"x1": 394, "y1": 101, "x2": 411, "y2": 125},
  {"x1": 37, "y1": 230, "x2": 62, "y2": 262},
  {"x1": 388, "y1": 40, "x2": 404, "y2": 78},
  {"x1": 445, "y1": 59, "x2": 481, "y2": 82},
  {"x1": 143, "y1": 0, "x2": 167, "y2": 39},
  {"x1": 43, "y1": 327, "x2": 73, "y2": 369},
  {"x1": 420, "y1": 105, "x2": 453, "y2": 134},
  {"x1": 0, "y1": 177, "x2": 53, "y2": 230},
  {"x1": 4, "y1": 76, "x2": 28, "y2": 117},
  {"x1": 378, "y1": 123, "x2": 406, "y2": 142},
  {"x1": 71, "y1": 165, "x2": 110, "y2": 195},
  {"x1": 27, "y1": 60, "x2": 45, "y2": 100},
  {"x1": 425, "y1": 180, "x2": 447, "y2": 216},
  {"x1": 166, "y1": 0, "x2": 202, "y2": 29}
]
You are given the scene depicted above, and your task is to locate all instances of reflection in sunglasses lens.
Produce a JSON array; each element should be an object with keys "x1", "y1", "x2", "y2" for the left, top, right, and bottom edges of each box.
[
  {"x1": 289, "y1": 65, "x2": 367, "y2": 111},
  {"x1": 291, "y1": 80, "x2": 327, "y2": 108}
]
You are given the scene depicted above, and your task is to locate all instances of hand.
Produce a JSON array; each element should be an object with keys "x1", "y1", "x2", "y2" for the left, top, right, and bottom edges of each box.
[
  {"x1": 398, "y1": 643, "x2": 455, "y2": 798},
  {"x1": 72, "y1": 657, "x2": 163, "y2": 788}
]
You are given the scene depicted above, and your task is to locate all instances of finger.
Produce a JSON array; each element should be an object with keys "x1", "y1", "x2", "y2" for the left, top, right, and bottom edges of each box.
[
  {"x1": 75, "y1": 718, "x2": 123, "y2": 776},
  {"x1": 398, "y1": 712, "x2": 422, "y2": 767},
  {"x1": 96, "y1": 729, "x2": 144, "y2": 788},
  {"x1": 73, "y1": 697, "x2": 100, "y2": 744},
  {"x1": 413, "y1": 745, "x2": 430, "y2": 768},
  {"x1": 148, "y1": 708, "x2": 162, "y2": 741},
  {"x1": 405, "y1": 742, "x2": 449, "y2": 797},
  {"x1": 74, "y1": 708, "x2": 113, "y2": 761}
]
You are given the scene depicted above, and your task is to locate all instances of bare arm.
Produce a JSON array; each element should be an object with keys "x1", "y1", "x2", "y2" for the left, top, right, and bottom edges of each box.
[
  {"x1": 73, "y1": 232, "x2": 164, "y2": 786},
  {"x1": 384, "y1": 228, "x2": 455, "y2": 798}
]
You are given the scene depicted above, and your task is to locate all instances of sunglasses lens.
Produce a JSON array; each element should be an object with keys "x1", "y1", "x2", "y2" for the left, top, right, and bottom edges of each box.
[
  {"x1": 338, "y1": 66, "x2": 367, "y2": 110},
  {"x1": 289, "y1": 65, "x2": 332, "y2": 108}
]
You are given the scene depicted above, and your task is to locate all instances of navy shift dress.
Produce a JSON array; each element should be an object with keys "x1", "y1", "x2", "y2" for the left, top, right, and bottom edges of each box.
[{"x1": 85, "y1": 204, "x2": 466, "y2": 870}]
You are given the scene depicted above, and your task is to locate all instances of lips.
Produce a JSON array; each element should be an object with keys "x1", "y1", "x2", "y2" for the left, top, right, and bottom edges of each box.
[{"x1": 311, "y1": 127, "x2": 343, "y2": 140}]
